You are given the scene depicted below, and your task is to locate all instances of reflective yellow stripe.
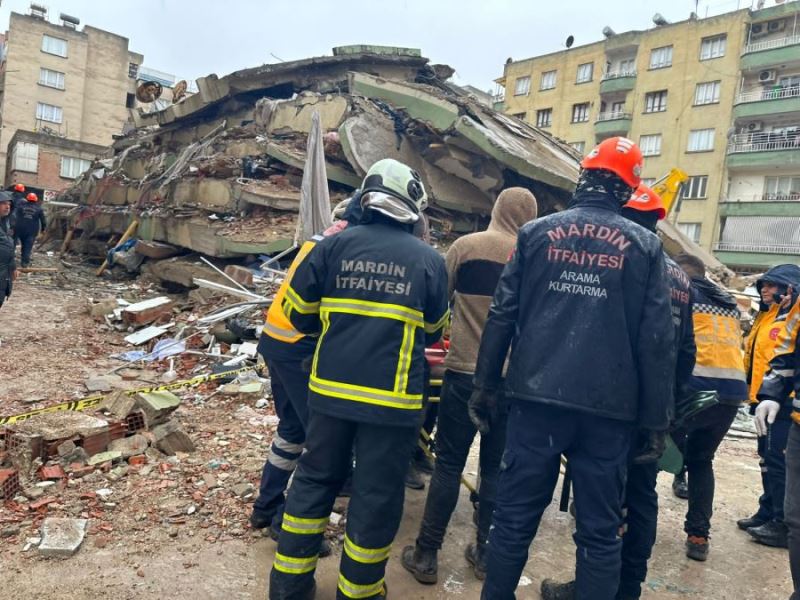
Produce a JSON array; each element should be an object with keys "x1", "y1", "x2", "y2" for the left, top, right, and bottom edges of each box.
[
  {"x1": 311, "y1": 309, "x2": 332, "y2": 377},
  {"x1": 282, "y1": 513, "x2": 328, "y2": 535},
  {"x1": 394, "y1": 322, "x2": 415, "y2": 394},
  {"x1": 344, "y1": 535, "x2": 391, "y2": 564},
  {"x1": 424, "y1": 309, "x2": 450, "y2": 334},
  {"x1": 321, "y1": 297, "x2": 423, "y2": 326},
  {"x1": 273, "y1": 552, "x2": 318, "y2": 575},
  {"x1": 285, "y1": 286, "x2": 320, "y2": 315},
  {"x1": 310, "y1": 374, "x2": 423, "y2": 410},
  {"x1": 337, "y1": 574, "x2": 385, "y2": 599}
]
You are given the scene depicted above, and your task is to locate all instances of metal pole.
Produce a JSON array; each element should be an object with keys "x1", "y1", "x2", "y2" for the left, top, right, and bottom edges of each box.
[{"x1": 200, "y1": 256, "x2": 251, "y2": 294}]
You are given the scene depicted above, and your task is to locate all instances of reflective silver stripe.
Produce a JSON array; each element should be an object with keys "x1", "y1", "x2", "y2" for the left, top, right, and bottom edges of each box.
[
  {"x1": 263, "y1": 319, "x2": 302, "y2": 339},
  {"x1": 274, "y1": 552, "x2": 318, "y2": 575},
  {"x1": 321, "y1": 299, "x2": 423, "y2": 326},
  {"x1": 310, "y1": 376, "x2": 423, "y2": 409},
  {"x1": 282, "y1": 514, "x2": 328, "y2": 535},
  {"x1": 274, "y1": 436, "x2": 305, "y2": 455},
  {"x1": 774, "y1": 369, "x2": 796, "y2": 377},
  {"x1": 268, "y1": 450, "x2": 299, "y2": 471},
  {"x1": 793, "y1": 398, "x2": 800, "y2": 411},
  {"x1": 778, "y1": 311, "x2": 800, "y2": 354},
  {"x1": 285, "y1": 286, "x2": 320, "y2": 314},
  {"x1": 337, "y1": 574, "x2": 385, "y2": 599},
  {"x1": 692, "y1": 365, "x2": 747, "y2": 382},
  {"x1": 344, "y1": 535, "x2": 391, "y2": 564}
]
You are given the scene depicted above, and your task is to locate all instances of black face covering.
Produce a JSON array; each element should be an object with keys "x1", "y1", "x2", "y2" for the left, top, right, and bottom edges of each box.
[
  {"x1": 575, "y1": 168, "x2": 635, "y2": 206},
  {"x1": 620, "y1": 206, "x2": 659, "y2": 233}
]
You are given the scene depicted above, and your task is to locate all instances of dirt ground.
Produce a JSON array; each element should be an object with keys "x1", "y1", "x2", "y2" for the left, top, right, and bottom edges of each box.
[{"x1": 0, "y1": 253, "x2": 794, "y2": 599}]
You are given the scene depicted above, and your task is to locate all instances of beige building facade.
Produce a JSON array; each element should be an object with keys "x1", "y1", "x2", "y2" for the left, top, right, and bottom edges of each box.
[{"x1": 0, "y1": 8, "x2": 142, "y2": 192}]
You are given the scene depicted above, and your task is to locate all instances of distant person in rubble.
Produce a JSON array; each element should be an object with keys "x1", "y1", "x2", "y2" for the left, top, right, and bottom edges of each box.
[
  {"x1": 471, "y1": 137, "x2": 675, "y2": 600},
  {"x1": 0, "y1": 192, "x2": 18, "y2": 309},
  {"x1": 249, "y1": 193, "x2": 362, "y2": 555},
  {"x1": 269, "y1": 159, "x2": 449, "y2": 600},
  {"x1": 402, "y1": 187, "x2": 538, "y2": 584},
  {"x1": 671, "y1": 253, "x2": 747, "y2": 562},
  {"x1": 12, "y1": 192, "x2": 46, "y2": 268},
  {"x1": 738, "y1": 265, "x2": 800, "y2": 548}
]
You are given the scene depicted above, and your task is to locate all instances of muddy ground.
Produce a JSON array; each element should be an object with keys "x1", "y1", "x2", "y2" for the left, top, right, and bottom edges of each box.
[{"x1": 0, "y1": 254, "x2": 794, "y2": 599}]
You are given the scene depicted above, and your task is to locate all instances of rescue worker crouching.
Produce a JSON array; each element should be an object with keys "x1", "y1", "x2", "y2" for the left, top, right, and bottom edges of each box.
[
  {"x1": 471, "y1": 137, "x2": 675, "y2": 600},
  {"x1": 268, "y1": 159, "x2": 449, "y2": 600}
]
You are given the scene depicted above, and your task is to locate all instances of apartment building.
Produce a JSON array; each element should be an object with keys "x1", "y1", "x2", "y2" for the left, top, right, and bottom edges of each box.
[
  {"x1": 497, "y1": 1, "x2": 800, "y2": 271},
  {"x1": 0, "y1": 5, "x2": 143, "y2": 197}
]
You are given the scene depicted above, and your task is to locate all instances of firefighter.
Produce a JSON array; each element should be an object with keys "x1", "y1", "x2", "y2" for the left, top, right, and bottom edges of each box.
[
  {"x1": 10, "y1": 183, "x2": 25, "y2": 211},
  {"x1": 739, "y1": 265, "x2": 800, "y2": 548},
  {"x1": 269, "y1": 159, "x2": 449, "y2": 600},
  {"x1": 13, "y1": 192, "x2": 46, "y2": 267},
  {"x1": 757, "y1": 297, "x2": 800, "y2": 599},
  {"x1": 471, "y1": 137, "x2": 675, "y2": 600},
  {"x1": 0, "y1": 192, "x2": 17, "y2": 309},
  {"x1": 541, "y1": 184, "x2": 695, "y2": 600},
  {"x1": 249, "y1": 194, "x2": 362, "y2": 551}
]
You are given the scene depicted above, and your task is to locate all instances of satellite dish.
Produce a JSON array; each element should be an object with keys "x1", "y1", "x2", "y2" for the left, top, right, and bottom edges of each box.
[
  {"x1": 136, "y1": 80, "x2": 163, "y2": 103},
  {"x1": 172, "y1": 80, "x2": 188, "y2": 103},
  {"x1": 505, "y1": 57, "x2": 513, "y2": 65},
  {"x1": 566, "y1": 35, "x2": 575, "y2": 48}
]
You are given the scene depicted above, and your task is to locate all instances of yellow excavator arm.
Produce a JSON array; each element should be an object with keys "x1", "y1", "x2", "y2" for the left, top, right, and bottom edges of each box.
[{"x1": 651, "y1": 168, "x2": 689, "y2": 216}]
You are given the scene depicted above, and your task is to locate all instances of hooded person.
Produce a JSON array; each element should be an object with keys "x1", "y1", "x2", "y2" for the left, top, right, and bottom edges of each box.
[
  {"x1": 468, "y1": 137, "x2": 675, "y2": 600},
  {"x1": 269, "y1": 159, "x2": 449, "y2": 600},
  {"x1": 738, "y1": 264, "x2": 800, "y2": 548},
  {"x1": 402, "y1": 187, "x2": 538, "y2": 584},
  {"x1": 0, "y1": 192, "x2": 16, "y2": 309}
]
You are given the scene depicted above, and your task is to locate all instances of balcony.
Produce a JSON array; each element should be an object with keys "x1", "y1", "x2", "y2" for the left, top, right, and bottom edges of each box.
[
  {"x1": 734, "y1": 85, "x2": 800, "y2": 119},
  {"x1": 594, "y1": 111, "x2": 632, "y2": 138},
  {"x1": 599, "y1": 71, "x2": 636, "y2": 94},
  {"x1": 726, "y1": 131, "x2": 800, "y2": 169},
  {"x1": 715, "y1": 241, "x2": 800, "y2": 269},
  {"x1": 719, "y1": 194, "x2": 800, "y2": 217},
  {"x1": 741, "y1": 35, "x2": 800, "y2": 71}
]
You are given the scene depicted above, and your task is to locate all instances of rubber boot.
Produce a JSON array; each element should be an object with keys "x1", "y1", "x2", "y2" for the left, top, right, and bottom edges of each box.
[
  {"x1": 737, "y1": 514, "x2": 768, "y2": 531},
  {"x1": 747, "y1": 521, "x2": 789, "y2": 548},
  {"x1": 672, "y1": 470, "x2": 689, "y2": 500},
  {"x1": 464, "y1": 542, "x2": 487, "y2": 580},
  {"x1": 401, "y1": 544, "x2": 438, "y2": 584},
  {"x1": 540, "y1": 579, "x2": 575, "y2": 600}
]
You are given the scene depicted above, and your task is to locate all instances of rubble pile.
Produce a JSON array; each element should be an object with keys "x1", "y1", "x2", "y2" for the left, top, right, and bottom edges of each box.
[{"x1": 49, "y1": 45, "x2": 580, "y2": 261}]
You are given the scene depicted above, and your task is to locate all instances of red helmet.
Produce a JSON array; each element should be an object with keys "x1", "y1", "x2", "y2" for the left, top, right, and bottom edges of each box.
[
  {"x1": 13, "y1": 183, "x2": 25, "y2": 192},
  {"x1": 26, "y1": 192, "x2": 38, "y2": 202},
  {"x1": 624, "y1": 184, "x2": 665, "y2": 220},
  {"x1": 580, "y1": 136, "x2": 643, "y2": 188}
]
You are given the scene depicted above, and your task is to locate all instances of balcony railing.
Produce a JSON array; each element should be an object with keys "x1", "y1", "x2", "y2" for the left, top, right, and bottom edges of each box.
[
  {"x1": 727, "y1": 130, "x2": 800, "y2": 153},
  {"x1": 716, "y1": 242, "x2": 800, "y2": 255},
  {"x1": 596, "y1": 111, "x2": 632, "y2": 122},
  {"x1": 601, "y1": 70, "x2": 637, "y2": 81},
  {"x1": 742, "y1": 34, "x2": 800, "y2": 55},
  {"x1": 724, "y1": 193, "x2": 800, "y2": 203},
  {"x1": 737, "y1": 85, "x2": 800, "y2": 104}
]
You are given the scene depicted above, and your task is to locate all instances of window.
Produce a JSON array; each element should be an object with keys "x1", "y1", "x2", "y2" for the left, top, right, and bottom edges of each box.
[
  {"x1": 619, "y1": 58, "x2": 636, "y2": 74},
  {"x1": 39, "y1": 68, "x2": 65, "y2": 90},
  {"x1": 639, "y1": 134, "x2": 662, "y2": 156},
  {"x1": 764, "y1": 176, "x2": 800, "y2": 200},
  {"x1": 511, "y1": 112, "x2": 527, "y2": 120},
  {"x1": 128, "y1": 62, "x2": 139, "y2": 79},
  {"x1": 649, "y1": 46, "x2": 673, "y2": 69},
  {"x1": 514, "y1": 76, "x2": 531, "y2": 96},
  {"x1": 694, "y1": 81, "x2": 721, "y2": 105},
  {"x1": 11, "y1": 142, "x2": 38, "y2": 173},
  {"x1": 687, "y1": 128, "x2": 715, "y2": 152},
  {"x1": 570, "y1": 141, "x2": 586, "y2": 154},
  {"x1": 41, "y1": 35, "x2": 67, "y2": 57},
  {"x1": 60, "y1": 156, "x2": 91, "y2": 179},
  {"x1": 678, "y1": 222, "x2": 702, "y2": 243},
  {"x1": 779, "y1": 75, "x2": 800, "y2": 89},
  {"x1": 576, "y1": 63, "x2": 593, "y2": 83},
  {"x1": 36, "y1": 102, "x2": 63, "y2": 124},
  {"x1": 644, "y1": 90, "x2": 668, "y2": 113},
  {"x1": 536, "y1": 108, "x2": 552, "y2": 128},
  {"x1": 681, "y1": 175, "x2": 709, "y2": 199},
  {"x1": 126, "y1": 93, "x2": 136, "y2": 109},
  {"x1": 571, "y1": 103, "x2": 590, "y2": 123},
  {"x1": 700, "y1": 34, "x2": 726, "y2": 60},
  {"x1": 540, "y1": 70, "x2": 557, "y2": 90}
]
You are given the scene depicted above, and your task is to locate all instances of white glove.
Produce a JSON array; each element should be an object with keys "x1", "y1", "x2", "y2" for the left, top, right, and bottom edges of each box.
[{"x1": 754, "y1": 400, "x2": 781, "y2": 437}]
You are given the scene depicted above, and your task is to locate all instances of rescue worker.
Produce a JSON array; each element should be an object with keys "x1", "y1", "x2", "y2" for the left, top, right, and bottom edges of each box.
[
  {"x1": 13, "y1": 192, "x2": 46, "y2": 267},
  {"x1": 0, "y1": 192, "x2": 17, "y2": 309},
  {"x1": 471, "y1": 137, "x2": 675, "y2": 600},
  {"x1": 10, "y1": 183, "x2": 25, "y2": 211},
  {"x1": 671, "y1": 253, "x2": 748, "y2": 561},
  {"x1": 250, "y1": 195, "x2": 362, "y2": 550},
  {"x1": 402, "y1": 187, "x2": 538, "y2": 583},
  {"x1": 540, "y1": 184, "x2": 695, "y2": 600},
  {"x1": 757, "y1": 296, "x2": 800, "y2": 599},
  {"x1": 269, "y1": 159, "x2": 449, "y2": 600},
  {"x1": 739, "y1": 265, "x2": 800, "y2": 548}
]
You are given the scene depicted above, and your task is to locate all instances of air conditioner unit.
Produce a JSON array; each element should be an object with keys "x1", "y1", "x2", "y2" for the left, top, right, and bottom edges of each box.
[
  {"x1": 751, "y1": 23, "x2": 767, "y2": 37},
  {"x1": 768, "y1": 19, "x2": 786, "y2": 33},
  {"x1": 747, "y1": 121, "x2": 764, "y2": 132},
  {"x1": 759, "y1": 70, "x2": 777, "y2": 83}
]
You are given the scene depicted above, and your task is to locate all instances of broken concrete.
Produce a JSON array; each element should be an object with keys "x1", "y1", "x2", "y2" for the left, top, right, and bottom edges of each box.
[
  {"x1": 108, "y1": 434, "x2": 149, "y2": 459},
  {"x1": 38, "y1": 518, "x2": 88, "y2": 557},
  {"x1": 150, "y1": 420, "x2": 196, "y2": 455},
  {"x1": 134, "y1": 391, "x2": 181, "y2": 428}
]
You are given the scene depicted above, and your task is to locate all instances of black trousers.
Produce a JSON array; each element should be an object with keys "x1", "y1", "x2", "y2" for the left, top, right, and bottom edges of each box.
[
  {"x1": 417, "y1": 370, "x2": 507, "y2": 549},
  {"x1": 14, "y1": 231, "x2": 35, "y2": 266},
  {"x1": 673, "y1": 404, "x2": 738, "y2": 538},
  {"x1": 618, "y1": 459, "x2": 658, "y2": 599},
  {"x1": 755, "y1": 417, "x2": 791, "y2": 523},
  {"x1": 785, "y1": 423, "x2": 800, "y2": 599},
  {"x1": 269, "y1": 411, "x2": 418, "y2": 599}
]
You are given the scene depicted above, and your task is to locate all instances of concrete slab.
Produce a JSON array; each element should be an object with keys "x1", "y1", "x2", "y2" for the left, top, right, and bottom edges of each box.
[
  {"x1": 38, "y1": 518, "x2": 88, "y2": 558},
  {"x1": 11, "y1": 413, "x2": 109, "y2": 442}
]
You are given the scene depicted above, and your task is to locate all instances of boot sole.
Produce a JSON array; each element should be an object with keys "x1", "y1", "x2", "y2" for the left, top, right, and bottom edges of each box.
[
  {"x1": 401, "y1": 552, "x2": 437, "y2": 584},
  {"x1": 464, "y1": 548, "x2": 486, "y2": 581},
  {"x1": 686, "y1": 550, "x2": 708, "y2": 562},
  {"x1": 749, "y1": 536, "x2": 788, "y2": 549}
]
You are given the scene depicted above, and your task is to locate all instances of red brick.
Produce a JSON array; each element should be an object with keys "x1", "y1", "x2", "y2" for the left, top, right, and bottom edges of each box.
[
  {"x1": 125, "y1": 411, "x2": 147, "y2": 434},
  {"x1": 128, "y1": 455, "x2": 147, "y2": 466},
  {"x1": 39, "y1": 465, "x2": 66, "y2": 480},
  {"x1": 223, "y1": 265, "x2": 254, "y2": 287},
  {"x1": 80, "y1": 431, "x2": 110, "y2": 457},
  {"x1": 29, "y1": 497, "x2": 56, "y2": 510},
  {"x1": 0, "y1": 468, "x2": 20, "y2": 499},
  {"x1": 68, "y1": 464, "x2": 95, "y2": 479},
  {"x1": 122, "y1": 299, "x2": 174, "y2": 326}
]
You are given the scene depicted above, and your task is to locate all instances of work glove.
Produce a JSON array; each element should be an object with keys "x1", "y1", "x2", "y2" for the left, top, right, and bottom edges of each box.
[
  {"x1": 632, "y1": 430, "x2": 667, "y2": 464},
  {"x1": 754, "y1": 400, "x2": 781, "y2": 437},
  {"x1": 468, "y1": 388, "x2": 497, "y2": 435}
]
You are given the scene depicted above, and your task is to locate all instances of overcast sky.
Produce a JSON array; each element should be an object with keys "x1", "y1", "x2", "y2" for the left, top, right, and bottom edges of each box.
[{"x1": 0, "y1": 0, "x2": 754, "y2": 90}]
